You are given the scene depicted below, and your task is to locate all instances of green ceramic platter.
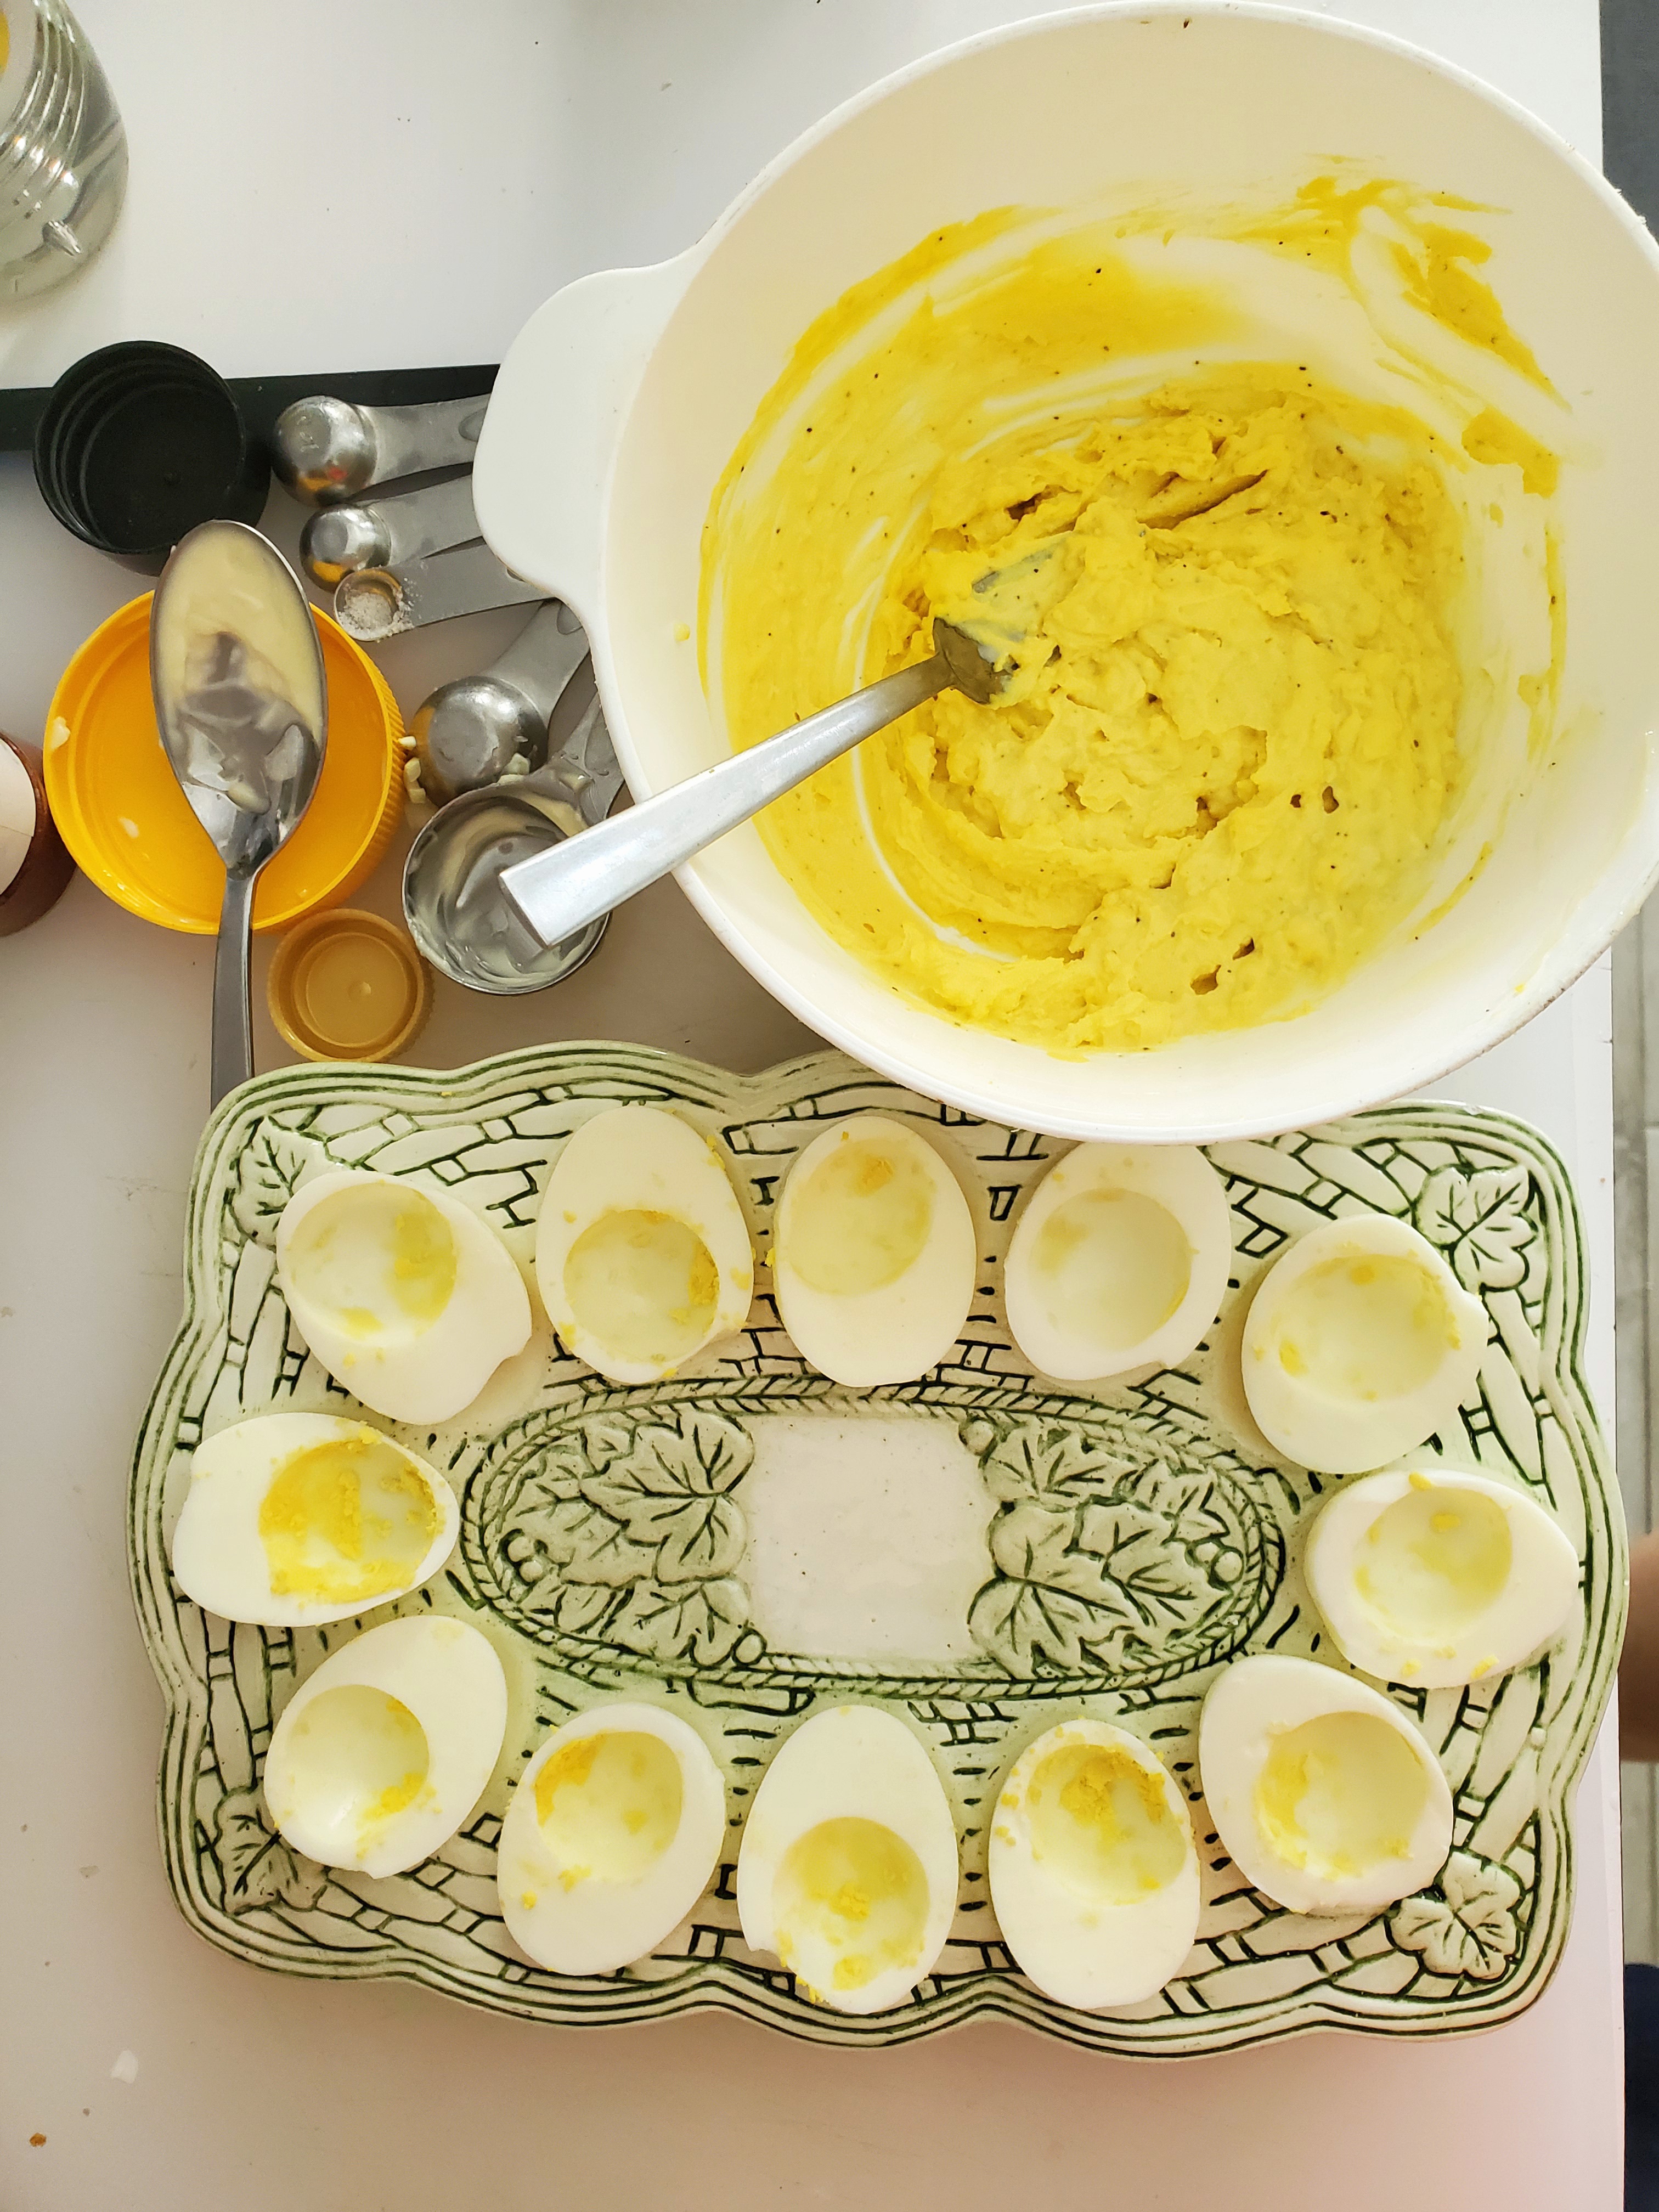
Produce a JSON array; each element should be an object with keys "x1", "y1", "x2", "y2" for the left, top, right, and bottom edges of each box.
[{"x1": 129, "y1": 1045, "x2": 1623, "y2": 2052}]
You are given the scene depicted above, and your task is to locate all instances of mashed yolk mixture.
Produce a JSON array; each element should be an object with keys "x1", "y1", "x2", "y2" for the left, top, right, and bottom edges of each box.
[{"x1": 706, "y1": 224, "x2": 1487, "y2": 1054}]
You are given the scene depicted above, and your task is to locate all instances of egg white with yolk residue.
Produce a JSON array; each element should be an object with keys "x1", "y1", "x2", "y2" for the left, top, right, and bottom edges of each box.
[
  {"x1": 1241, "y1": 1214, "x2": 1488, "y2": 1475},
  {"x1": 263, "y1": 1615, "x2": 507, "y2": 1878},
  {"x1": 737, "y1": 1705, "x2": 958, "y2": 2015},
  {"x1": 1304, "y1": 1466, "x2": 1579, "y2": 1689},
  {"x1": 498, "y1": 1702, "x2": 727, "y2": 1974},
  {"x1": 275, "y1": 1170, "x2": 532, "y2": 1426},
  {"x1": 171, "y1": 1412, "x2": 459, "y2": 1627},
  {"x1": 771, "y1": 1115, "x2": 975, "y2": 1386},
  {"x1": 534, "y1": 1105, "x2": 754, "y2": 1386},
  {"x1": 989, "y1": 1718, "x2": 1199, "y2": 2009},
  {"x1": 1003, "y1": 1143, "x2": 1232, "y2": 1382},
  {"x1": 1198, "y1": 1653, "x2": 1453, "y2": 1915}
]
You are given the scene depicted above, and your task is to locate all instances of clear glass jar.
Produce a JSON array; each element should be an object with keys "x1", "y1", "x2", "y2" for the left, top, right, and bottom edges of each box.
[{"x1": 0, "y1": 0, "x2": 126, "y2": 301}]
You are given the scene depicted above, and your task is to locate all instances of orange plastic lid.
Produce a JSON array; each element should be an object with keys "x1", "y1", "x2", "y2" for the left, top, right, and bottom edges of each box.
[
  {"x1": 43, "y1": 594, "x2": 404, "y2": 934},
  {"x1": 268, "y1": 907, "x2": 432, "y2": 1062}
]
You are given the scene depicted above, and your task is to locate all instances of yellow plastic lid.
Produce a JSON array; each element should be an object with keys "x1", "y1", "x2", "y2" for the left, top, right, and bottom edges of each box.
[
  {"x1": 268, "y1": 907, "x2": 432, "y2": 1063},
  {"x1": 43, "y1": 594, "x2": 404, "y2": 934}
]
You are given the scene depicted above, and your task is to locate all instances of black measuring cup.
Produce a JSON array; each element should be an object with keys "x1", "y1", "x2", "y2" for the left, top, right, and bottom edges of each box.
[{"x1": 32, "y1": 340, "x2": 269, "y2": 575}]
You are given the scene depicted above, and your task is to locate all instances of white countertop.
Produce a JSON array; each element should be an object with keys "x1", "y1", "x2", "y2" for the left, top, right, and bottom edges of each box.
[{"x1": 0, "y1": 4, "x2": 1624, "y2": 2206}]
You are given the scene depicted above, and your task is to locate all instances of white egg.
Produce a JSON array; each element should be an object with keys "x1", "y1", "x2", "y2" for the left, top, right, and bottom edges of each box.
[
  {"x1": 263, "y1": 1615, "x2": 507, "y2": 1878},
  {"x1": 497, "y1": 1702, "x2": 727, "y2": 1974},
  {"x1": 737, "y1": 1704, "x2": 958, "y2": 2015},
  {"x1": 534, "y1": 1105, "x2": 754, "y2": 1386},
  {"x1": 989, "y1": 1718, "x2": 1199, "y2": 2009},
  {"x1": 771, "y1": 1115, "x2": 975, "y2": 1386},
  {"x1": 1003, "y1": 1143, "x2": 1232, "y2": 1381},
  {"x1": 1241, "y1": 1215, "x2": 1488, "y2": 1474},
  {"x1": 1198, "y1": 1653, "x2": 1452, "y2": 1915},
  {"x1": 1304, "y1": 1466, "x2": 1579, "y2": 1689},
  {"x1": 171, "y1": 1412, "x2": 458, "y2": 1627},
  {"x1": 275, "y1": 1170, "x2": 532, "y2": 1426}
]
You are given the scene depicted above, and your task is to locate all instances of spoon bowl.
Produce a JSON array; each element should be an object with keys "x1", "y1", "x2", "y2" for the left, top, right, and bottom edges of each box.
[{"x1": 150, "y1": 521, "x2": 327, "y2": 1105}]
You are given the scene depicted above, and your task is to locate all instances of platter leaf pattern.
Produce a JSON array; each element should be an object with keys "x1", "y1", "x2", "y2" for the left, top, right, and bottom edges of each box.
[
  {"x1": 128, "y1": 1045, "x2": 1624, "y2": 2053},
  {"x1": 1391, "y1": 1852, "x2": 1525, "y2": 1982},
  {"x1": 964, "y1": 1412, "x2": 1269, "y2": 1679},
  {"x1": 213, "y1": 1788, "x2": 326, "y2": 1917},
  {"x1": 1414, "y1": 1164, "x2": 1534, "y2": 1291},
  {"x1": 472, "y1": 1403, "x2": 758, "y2": 1667}
]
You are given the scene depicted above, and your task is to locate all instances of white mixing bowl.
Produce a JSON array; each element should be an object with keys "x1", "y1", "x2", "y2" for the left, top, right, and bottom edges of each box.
[{"x1": 474, "y1": 2, "x2": 1659, "y2": 1141}]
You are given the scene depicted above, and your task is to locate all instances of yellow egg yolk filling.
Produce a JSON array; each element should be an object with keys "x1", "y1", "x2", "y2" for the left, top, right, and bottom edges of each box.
[
  {"x1": 281, "y1": 1684, "x2": 431, "y2": 1850},
  {"x1": 534, "y1": 1730, "x2": 685, "y2": 1890},
  {"x1": 1022, "y1": 1741, "x2": 1186, "y2": 1904},
  {"x1": 1029, "y1": 1187, "x2": 1193, "y2": 1352},
  {"x1": 1355, "y1": 1485, "x2": 1513, "y2": 1638},
  {"x1": 562, "y1": 1208, "x2": 720, "y2": 1364},
  {"x1": 1272, "y1": 1253, "x2": 1459, "y2": 1401},
  {"x1": 704, "y1": 181, "x2": 1562, "y2": 1056},
  {"x1": 772, "y1": 1816, "x2": 930, "y2": 1996},
  {"x1": 1252, "y1": 1710, "x2": 1428, "y2": 1880},
  {"x1": 286, "y1": 1183, "x2": 458, "y2": 1341},
  {"x1": 258, "y1": 1430, "x2": 441, "y2": 1604},
  {"x1": 785, "y1": 1135, "x2": 936, "y2": 1296}
]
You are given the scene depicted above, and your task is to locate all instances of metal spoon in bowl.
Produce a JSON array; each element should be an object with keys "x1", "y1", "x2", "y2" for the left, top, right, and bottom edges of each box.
[
  {"x1": 150, "y1": 521, "x2": 326, "y2": 1107},
  {"x1": 497, "y1": 619, "x2": 1005, "y2": 953}
]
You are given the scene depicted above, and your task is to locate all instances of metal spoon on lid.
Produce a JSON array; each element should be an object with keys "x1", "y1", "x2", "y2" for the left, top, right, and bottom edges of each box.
[{"x1": 150, "y1": 521, "x2": 326, "y2": 1107}]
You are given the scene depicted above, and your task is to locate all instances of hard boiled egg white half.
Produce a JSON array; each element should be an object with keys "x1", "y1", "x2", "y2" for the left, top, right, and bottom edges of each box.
[
  {"x1": 535, "y1": 1105, "x2": 754, "y2": 1385},
  {"x1": 1004, "y1": 1143, "x2": 1232, "y2": 1382},
  {"x1": 1199, "y1": 1653, "x2": 1452, "y2": 1915},
  {"x1": 989, "y1": 1718, "x2": 1199, "y2": 2010},
  {"x1": 275, "y1": 1170, "x2": 531, "y2": 1426},
  {"x1": 1241, "y1": 1214, "x2": 1487, "y2": 1475},
  {"x1": 264, "y1": 1615, "x2": 507, "y2": 1878},
  {"x1": 171, "y1": 1412, "x2": 458, "y2": 1627},
  {"x1": 737, "y1": 1705, "x2": 958, "y2": 2015},
  {"x1": 772, "y1": 1115, "x2": 975, "y2": 1386},
  {"x1": 1304, "y1": 1467, "x2": 1579, "y2": 1689},
  {"x1": 498, "y1": 1701, "x2": 727, "y2": 1974}
]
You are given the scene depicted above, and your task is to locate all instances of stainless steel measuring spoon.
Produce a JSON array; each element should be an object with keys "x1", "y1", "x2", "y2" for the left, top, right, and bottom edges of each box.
[
  {"x1": 411, "y1": 600, "x2": 593, "y2": 802},
  {"x1": 299, "y1": 473, "x2": 479, "y2": 588},
  {"x1": 333, "y1": 539, "x2": 546, "y2": 642},
  {"x1": 271, "y1": 392, "x2": 489, "y2": 505},
  {"x1": 402, "y1": 674, "x2": 624, "y2": 995}
]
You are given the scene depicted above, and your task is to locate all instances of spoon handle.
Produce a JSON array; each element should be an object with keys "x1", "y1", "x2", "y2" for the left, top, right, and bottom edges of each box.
[
  {"x1": 210, "y1": 872, "x2": 257, "y2": 1108},
  {"x1": 500, "y1": 653, "x2": 947, "y2": 949}
]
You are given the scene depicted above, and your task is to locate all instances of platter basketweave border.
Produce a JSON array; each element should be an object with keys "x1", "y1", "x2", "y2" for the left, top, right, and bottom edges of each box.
[{"x1": 129, "y1": 1044, "x2": 1624, "y2": 2055}]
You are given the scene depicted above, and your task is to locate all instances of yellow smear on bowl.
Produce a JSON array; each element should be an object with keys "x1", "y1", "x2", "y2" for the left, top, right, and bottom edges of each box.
[
  {"x1": 703, "y1": 174, "x2": 1562, "y2": 1057},
  {"x1": 1462, "y1": 409, "x2": 1559, "y2": 498}
]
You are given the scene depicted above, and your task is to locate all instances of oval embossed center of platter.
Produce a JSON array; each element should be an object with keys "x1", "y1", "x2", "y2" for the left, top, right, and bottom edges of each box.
[{"x1": 462, "y1": 1379, "x2": 1283, "y2": 1692}]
